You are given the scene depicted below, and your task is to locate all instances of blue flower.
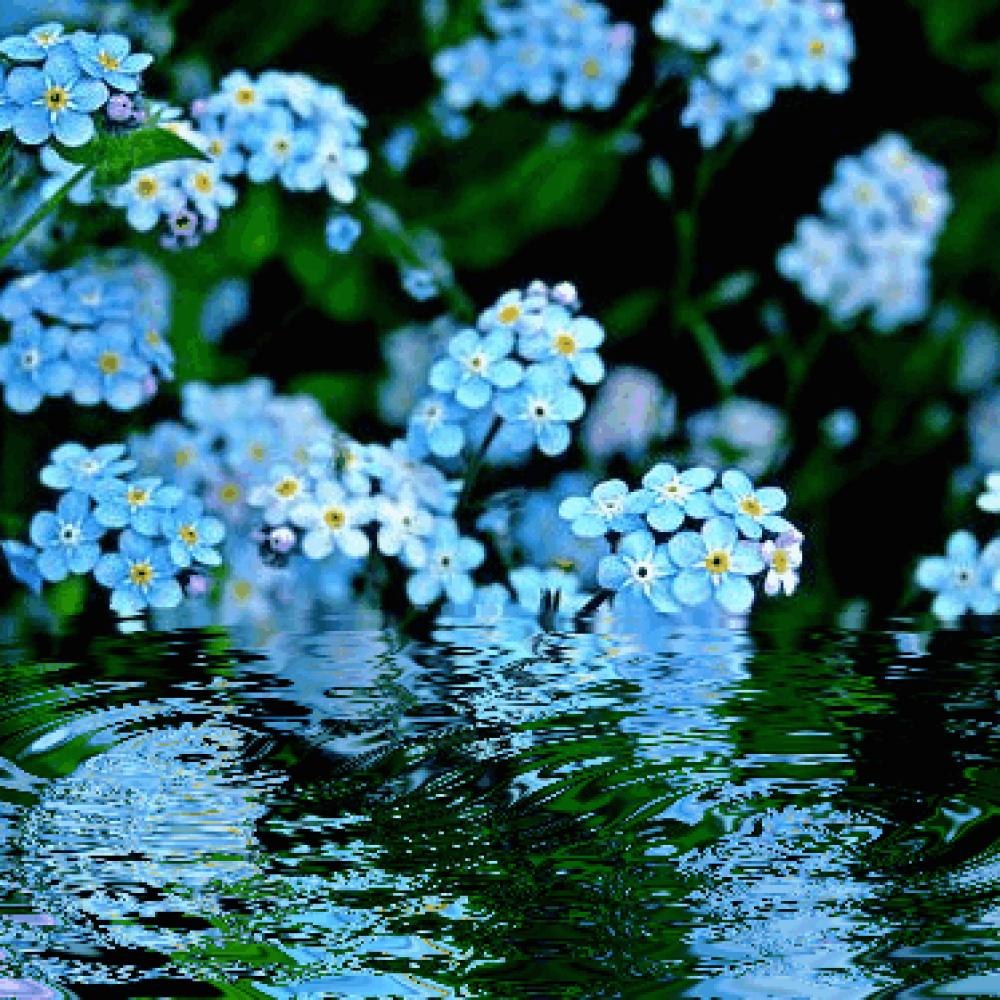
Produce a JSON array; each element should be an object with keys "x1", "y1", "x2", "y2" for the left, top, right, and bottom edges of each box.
[
  {"x1": 667, "y1": 516, "x2": 764, "y2": 614},
  {"x1": 597, "y1": 529, "x2": 678, "y2": 614},
  {"x1": 401, "y1": 267, "x2": 439, "y2": 302},
  {"x1": 557, "y1": 479, "x2": 648, "y2": 538},
  {"x1": 93, "y1": 476, "x2": 184, "y2": 536},
  {"x1": 406, "y1": 519, "x2": 484, "y2": 606},
  {"x1": 0, "y1": 22, "x2": 69, "y2": 62},
  {"x1": 94, "y1": 530, "x2": 183, "y2": 616},
  {"x1": 915, "y1": 532, "x2": 1000, "y2": 621},
  {"x1": 711, "y1": 469, "x2": 790, "y2": 540},
  {"x1": 6, "y1": 46, "x2": 109, "y2": 147},
  {"x1": 509, "y1": 565, "x2": 589, "y2": 616},
  {"x1": 0, "y1": 317, "x2": 73, "y2": 413},
  {"x1": 635, "y1": 464, "x2": 716, "y2": 533},
  {"x1": 180, "y1": 161, "x2": 237, "y2": 223},
  {"x1": 558, "y1": 27, "x2": 633, "y2": 112},
  {"x1": 326, "y1": 213, "x2": 362, "y2": 253},
  {"x1": 680, "y1": 78, "x2": 744, "y2": 149},
  {"x1": 160, "y1": 497, "x2": 226, "y2": 569},
  {"x1": 73, "y1": 33, "x2": 152, "y2": 93},
  {"x1": 28, "y1": 490, "x2": 105, "y2": 582},
  {"x1": 109, "y1": 166, "x2": 186, "y2": 233},
  {"x1": 521, "y1": 307, "x2": 604, "y2": 385},
  {"x1": 2, "y1": 540, "x2": 43, "y2": 594},
  {"x1": 0, "y1": 67, "x2": 15, "y2": 132},
  {"x1": 429, "y1": 327, "x2": 523, "y2": 410},
  {"x1": 40, "y1": 442, "x2": 136, "y2": 495},
  {"x1": 289, "y1": 479, "x2": 373, "y2": 560},
  {"x1": 407, "y1": 394, "x2": 467, "y2": 459},
  {"x1": 494, "y1": 363, "x2": 586, "y2": 457},
  {"x1": 67, "y1": 323, "x2": 149, "y2": 411}
]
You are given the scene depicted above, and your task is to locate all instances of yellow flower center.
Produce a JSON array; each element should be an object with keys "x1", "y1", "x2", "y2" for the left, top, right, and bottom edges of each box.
[
  {"x1": 145, "y1": 330, "x2": 161, "y2": 347},
  {"x1": 126, "y1": 487, "x2": 150, "y2": 506},
  {"x1": 554, "y1": 332, "x2": 577, "y2": 356},
  {"x1": 274, "y1": 477, "x2": 300, "y2": 499},
  {"x1": 136, "y1": 176, "x2": 159, "y2": 198},
  {"x1": 193, "y1": 171, "x2": 213, "y2": 193},
  {"x1": 232, "y1": 579, "x2": 252, "y2": 601},
  {"x1": 323, "y1": 506, "x2": 347, "y2": 530},
  {"x1": 274, "y1": 138, "x2": 290, "y2": 154},
  {"x1": 808, "y1": 39, "x2": 826, "y2": 56},
  {"x1": 99, "y1": 351, "x2": 121, "y2": 374},
  {"x1": 97, "y1": 50, "x2": 120, "y2": 70},
  {"x1": 179, "y1": 524, "x2": 199, "y2": 544},
  {"x1": 129, "y1": 561, "x2": 154, "y2": 586},
  {"x1": 468, "y1": 352, "x2": 486, "y2": 371},
  {"x1": 582, "y1": 58, "x2": 601, "y2": 79},
  {"x1": 174, "y1": 448, "x2": 193, "y2": 468},
  {"x1": 739, "y1": 496, "x2": 764, "y2": 518},
  {"x1": 43, "y1": 86, "x2": 69, "y2": 112},
  {"x1": 772, "y1": 549, "x2": 790, "y2": 574},
  {"x1": 36, "y1": 31, "x2": 55, "y2": 45},
  {"x1": 208, "y1": 139, "x2": 224, "y2": 156},
  {"x1": 553, "y1": 557, "x2": 576, "y2": 571},
  {"x1": 235, "y1": 86, "x2": 256, "y2": 106},
  {"x1": 219, "y1": 482, "x2": 241, "y2": 504},
  {"x1": 498, "y1": 303, "x2": 521, "y2": 325},
  {"x1": 705, "y1": 550, "x2": 731, "y2": 575},
  {"x1": 249, "y1": 443, "x2": 266, "y2": 462}
]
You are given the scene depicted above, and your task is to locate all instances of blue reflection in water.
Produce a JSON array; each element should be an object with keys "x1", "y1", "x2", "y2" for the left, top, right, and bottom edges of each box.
[{"x1": 0, "y1": 618, "x2": 996, "y2": 997}]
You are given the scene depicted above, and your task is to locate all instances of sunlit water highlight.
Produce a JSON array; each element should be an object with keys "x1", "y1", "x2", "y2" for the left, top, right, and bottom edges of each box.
[{"x1": 0, "y1": 619, "x2": 997, "y2": 998}]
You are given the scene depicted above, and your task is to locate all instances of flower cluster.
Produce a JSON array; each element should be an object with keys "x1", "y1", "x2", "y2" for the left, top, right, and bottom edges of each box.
[
  {"x1": 652, "y1": 0, "x2": 855, "y2": 147},
  {"x1": 434, "y1": 0, "x2": 634, "y2": 113},
  {"x1": 192, "y1": 69, "x2": 368, "y2": 246},
  {"x1": 0, "y1": 255, "x2": 172, "y2": 413},
  {"x1": 778, "y1": 134, "x2": 951, "y2": 332},
  {"x1": 0, "y1": 22, "x2": 153, "y2": 147},
  {"x1": 560, "y1": 467, "x2": 803, "y2": 616},
  {"x1": 1, "y1": 441, "x2": 224, "y2": 615},
  {"x1": 410, "y1": 279, "x2": 602, "y2": 462}
]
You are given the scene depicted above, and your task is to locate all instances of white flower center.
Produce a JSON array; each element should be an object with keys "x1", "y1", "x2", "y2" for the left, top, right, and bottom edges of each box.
[
  {"x1": 20, "y1": 349, "x2": 41, "y2": 371},
  {"x1": 59, "y1": 523, "x2": 81, "y2": 546}
]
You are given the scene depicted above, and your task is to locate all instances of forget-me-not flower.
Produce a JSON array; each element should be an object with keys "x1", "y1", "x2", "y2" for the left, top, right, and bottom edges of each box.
[
  {"x1": 494, "y1": 363, "x2": 585, "y2": 456},
  {"x1": 0, "y1": 22, "x2": 69, "y2": 62},
  {"x1": 430, "y1": 327, "x2": 523, "y2": 410},
  {"x1": 29, "y1": 490, "x2": 105, "y2": 582},
  {"x1": 915, "y1": 531, "x2": 1000, "y2": 621},
  {"x1": 558, "y1": 478, "x2": 648, "y2": 538},
  {"x1": 711, "y1": 469, "x2": 790, "y2": 540},
  {"x1": 635, "y1": 463, "x2": 716, "y2": 533},
  {"x1": 67, "y1": 324, "x2": 149, "y2": 411},
  {"x1": 93, "y1": 476, "x2": 183, "y2": 535},
  {"x1": 407, "y1": 394, "x2": 467, "y2": 459},
  {"x1": 40, "y1": 442, "x2": 136, "y2": 495},
  {"x1": 6, "y1": 46, "x2": 109, "y2": 146},
  {"x1": 290, "y1": 480, "x2": 372, "y2": 560},
  {"x1": 0, "y1": 318, "x2": 73, "y2": 413},
  {"x1": 597, "y1": 529, "x2": 679, "y2": 614},
  {"x1": 73, "y1": 33, "x2": 153, "y2": 92},
  {"x1": 406, "y1": 519, "x2": 484, "y2": 606},
  {"x1": 95, "y1": 529, "x2": 183, "y2": 616},
  {"x1": 668, "y1": 516, "x2": 764, "y2": 613},
  {"x1": 160, "y1": 496, "x2": 226, "y2": 569},
  {"x1": 521, "y1": 307, "x2": 604, "y2": 385}
]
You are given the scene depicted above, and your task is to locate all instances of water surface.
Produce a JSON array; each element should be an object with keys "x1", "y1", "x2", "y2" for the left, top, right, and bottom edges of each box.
[{"x1": 0, "y1": 619, "x2": 997, "y2": 998}]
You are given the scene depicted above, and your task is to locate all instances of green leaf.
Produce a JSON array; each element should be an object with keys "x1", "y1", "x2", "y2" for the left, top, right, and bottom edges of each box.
[{"x1": 56, "y1": 126, "x2": 209, "y2": 186}]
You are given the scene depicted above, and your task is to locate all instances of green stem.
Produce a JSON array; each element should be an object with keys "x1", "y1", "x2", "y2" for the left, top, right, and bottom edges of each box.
[
  {"x1": 457, "y1": 415, "x2": 503, "y2": 516},
  {"x1": 359, "y1": 196, "x2": 475, "y2": 321},
  {"x1": 0, "y1": 165, "x2": 92, "y2": 268}
]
